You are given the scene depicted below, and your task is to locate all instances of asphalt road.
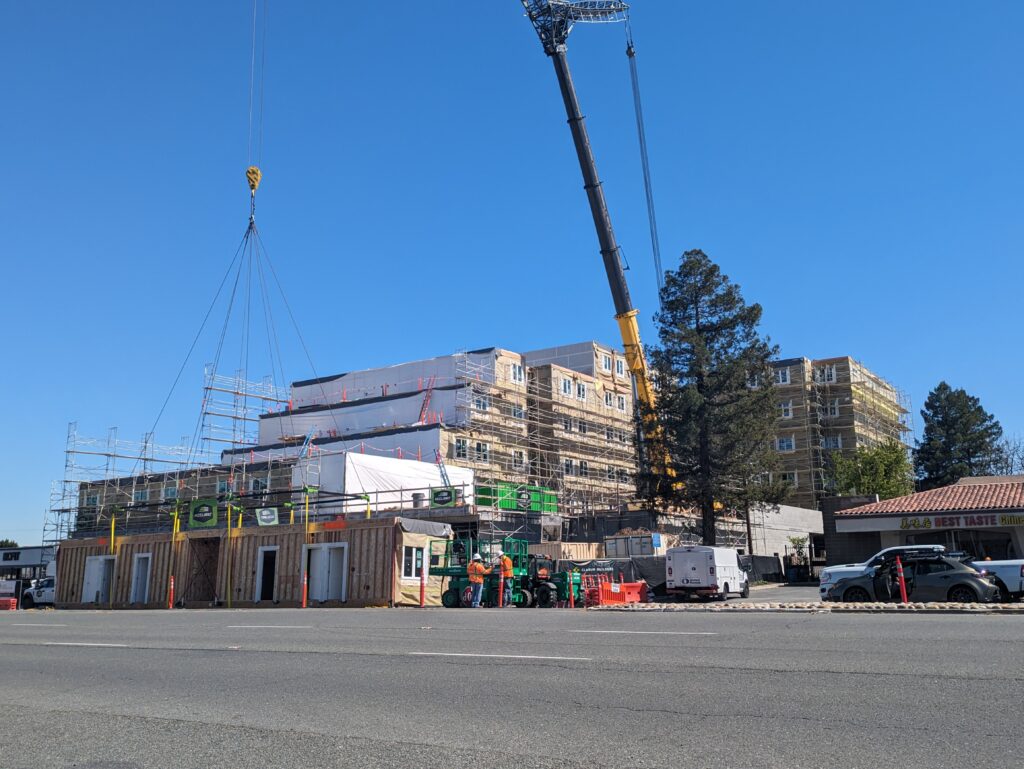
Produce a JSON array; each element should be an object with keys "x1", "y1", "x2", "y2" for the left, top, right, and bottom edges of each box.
[{"x1": 1, "y1": 605, "x2": 1020, "y2": 769}]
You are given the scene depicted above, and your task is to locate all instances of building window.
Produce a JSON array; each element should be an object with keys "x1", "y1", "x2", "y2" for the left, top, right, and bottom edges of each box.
[
  {"x1": 217, "y1": 479, "x2": 229, "y2": 495},
  {"x1": 455, "y1": 438, "x2": 468, "y2": 460},
  {"x1": 615, "y1": 359, "x2": 625, "y2": 377},
  {"x1": 402, "y1": 546, "x2": 424, "y2": 579},
  {"x1": 564, "y1": 458, "x2": 575, "y2": 477},
  {"x1": 576, "y1": 382, "x2": 587, "y2": 401},
  {"x1": 578, "y1": 460, "x2": 589, "y2": 478},
  {"x1": 617, "y1": 468, "x2": 630, "y2": 483},
  {"x1": 250, "y1": 477, "x2": 268, "y2": 493},
  {"x1": 562, "y1": 416, "x2": 572, "y2": 432},
  {"x1": 577, "y1": 419, "x2": 588, "y2": 435},
  {"x1": 605, "y1": 426, "x2": 614, "y2": 441},
  {"x1": 617, "y1": 395, "x2": 626, "y2": 412},
  {"x1": 605, "y1": 391, "x2": 613, "y2": 407},
  {"x1": 473, "y1": 392, "x2": 490, "y2": 411},
  {"x1": 779, "y1": 471, "x2": 797, "y2": 486},
  {"x1": 510, "y1": 363, "x2": 524, "y2": 384},
  {"x1": 601, "y1": 354, "x2": 612, "y2": 372},
  {"x1": 821, "y1": 435, "x2": 842, "y2": 450},
  {"x1": 606, "y1": 466, "x2": 616, "y2": 481},
  {"x1": 512, "y1": 449, "x2": 525, "y2": 470},
  {"x1": 779, "y1": 400, "x2": 793, "y2": 419},
  {"x1": 776, "y1": 436, "x2": 796, "y2": 452},
  {"x1": 511, "y1": 403, "x2": 525, "y2": 419},
  {"x1": 814, "y1": 364, "x2": 836, "y2": 383},
  {"x1": 828, "y1": 398, "x2": 840, "y2": 417},
  {"x1": 748, "y1": 374, "x2": 761, "y2": 389},
  {"x1": 85, "y1": 494, "x2": 99, "y2": 507},
  {"x1": 163, "y1": 485, "x2": 178, "y2": 500},
  {"x1": 562, "y1": 378, "x2": 572, "y2": 396},
  {"x1": 474, "y1": 441, "x2": 490, "y2": 462},
  {"x1": 774, "y1": 368, "x2": 790, "y2": 385},
  {"x1": 618, "y1": 429, "x2": 630, "y2": 444},
  {"x1": 133, "y1": 489, "x2": 149, "y2": 503}
]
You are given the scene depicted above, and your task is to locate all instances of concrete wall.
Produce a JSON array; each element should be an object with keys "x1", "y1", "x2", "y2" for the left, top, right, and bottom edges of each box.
[{"x1": 748, "y1": 503, "x2": 824, "y2": 558}]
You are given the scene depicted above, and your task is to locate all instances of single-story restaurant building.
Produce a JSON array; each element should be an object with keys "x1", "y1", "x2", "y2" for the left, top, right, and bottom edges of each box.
[{"x1": 824, "y1": 476, "x2": 1024, "y2": 564}]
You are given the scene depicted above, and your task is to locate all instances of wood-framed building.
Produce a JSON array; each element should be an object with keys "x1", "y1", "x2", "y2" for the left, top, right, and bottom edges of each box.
[{"x1": 55, "y1": 517, "x2": 451, "y2": 610}]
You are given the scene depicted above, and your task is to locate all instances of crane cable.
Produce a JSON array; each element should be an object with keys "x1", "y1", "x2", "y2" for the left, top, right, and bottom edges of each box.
[{"x1": 625, "y1": 20, "x2": 664, "y2": 303}]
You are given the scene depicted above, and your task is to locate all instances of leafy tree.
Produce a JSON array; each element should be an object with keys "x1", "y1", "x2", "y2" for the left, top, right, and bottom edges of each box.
[
  {"x1": 915, "y1": 382, "x2": 1003, "y2": 489},
  {"x1": 829, "y1": 440, "x2": 914, "y2": 499},
  {"x1": 0, "y1": 539, "x2": 18, "y2": 548},
  {"x1": 645, "y1": 249, "x2": 786, "y2": 545}
]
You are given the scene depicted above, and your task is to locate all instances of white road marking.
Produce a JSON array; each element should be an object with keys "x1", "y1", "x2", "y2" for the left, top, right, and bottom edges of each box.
[
  {"x1": 409, "y1": 652, "x2": 590, "y2": 661},
  {"x1": 45, "y1": 642, "x2": 128, "y2": 648},
  {"x1": 226, "y1": 625, "x2": 313, "y2": 629},
  {"x1": 568, "y1": 630, "x2": 717, "y2": 636},
  {"x1": 11, "y1": 624, "x2": 67, "y2": 627}
]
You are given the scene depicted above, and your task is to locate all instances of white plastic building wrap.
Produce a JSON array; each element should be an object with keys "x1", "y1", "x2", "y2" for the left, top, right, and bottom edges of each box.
[
  {"x1": 292, "y1": 451, "x2": 474, "y2": 513},
  {"x1": 289, "y1": 350, "x2": 497, "y2": 409},
  {"x1": 258, "y1": 388, "x2": 465, "y2": 444}
]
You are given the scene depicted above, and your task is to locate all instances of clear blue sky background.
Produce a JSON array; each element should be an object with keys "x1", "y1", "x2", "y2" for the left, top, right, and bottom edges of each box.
[{"x1": 1, "y1": 2, "x2": 1021, "y2": 543}]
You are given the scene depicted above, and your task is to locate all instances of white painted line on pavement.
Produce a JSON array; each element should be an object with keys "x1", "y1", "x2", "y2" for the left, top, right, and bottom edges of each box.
[
  {"x1": 409, "y1": 652, "x2": 590, "y2": 661},
  {"x1": 568, "y1": 630, "x2": 717, "y2": 636},
  {"x1": 227, "y1": 625, "x2": 313, "y2": 629},
  {"x1": 45, "y1": 642, "x2": 128, "y2": 648},
  {"x1": 11, "y1": 624, "x2": 67, "y2": 627}
]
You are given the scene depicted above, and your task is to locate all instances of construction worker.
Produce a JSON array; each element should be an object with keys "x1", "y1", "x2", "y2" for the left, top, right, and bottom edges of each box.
[
  {"x1": 467, "y1": 553, "x2": 491, "y2": 608},
  {"x1": 498, "y1": 549, "x2": 514, "y2": 607}
]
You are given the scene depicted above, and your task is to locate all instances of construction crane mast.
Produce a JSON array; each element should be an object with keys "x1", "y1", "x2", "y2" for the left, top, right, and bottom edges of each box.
[{"x1": 521, "y1": 0, "x2": 667, "y2": 480}]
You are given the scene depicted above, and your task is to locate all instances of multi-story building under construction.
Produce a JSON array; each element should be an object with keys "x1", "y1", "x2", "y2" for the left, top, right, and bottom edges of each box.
[
  {"x1": 769, "y1": 356, "x2": 910, "y2": 509},
  {"x1": 67, "y1": 341, "x2": 641, "y2": 543}
]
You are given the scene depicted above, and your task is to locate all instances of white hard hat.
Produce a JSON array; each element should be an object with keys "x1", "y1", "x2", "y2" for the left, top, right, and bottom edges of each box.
[
  {"x1": 472, "y1": 553, "x2": 482, "y2": 561},
  {"x1": 497, "y1": 549, "x2": 505, "y2": 556}
]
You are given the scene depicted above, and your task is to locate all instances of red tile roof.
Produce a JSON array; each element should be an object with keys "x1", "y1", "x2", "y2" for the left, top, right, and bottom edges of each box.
[{"x1": 837, "y1": 480, "x2": 1024, "y2": 516}]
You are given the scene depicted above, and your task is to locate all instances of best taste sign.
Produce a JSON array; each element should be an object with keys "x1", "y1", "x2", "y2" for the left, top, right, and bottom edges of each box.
[
  {"x1": 838, "y1": 511, "x2": 1024, "y2": 533},
  {"x1": 899, "y1": 513, "x2": 1023, "y2": 530}
]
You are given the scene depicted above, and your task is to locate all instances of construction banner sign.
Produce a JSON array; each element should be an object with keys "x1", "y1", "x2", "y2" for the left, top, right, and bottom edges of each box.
[
  {"x1": 431, "y1": 488, "x2": 457, "y2": 508},
  {"x1": 256, "y1": 507, "x2": 279, "y2": 526},
  {"x1": 189, "y1": 499, "x2": 218, "y2": 528}
]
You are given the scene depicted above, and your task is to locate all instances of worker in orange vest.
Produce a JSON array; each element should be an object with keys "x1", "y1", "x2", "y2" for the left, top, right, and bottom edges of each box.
[
  {"x1": 467, "y1": 553, "x2": 491, "y2": 608},
  {"x1": 498, "y1": 549, "x2": 514, "y2": 608}
]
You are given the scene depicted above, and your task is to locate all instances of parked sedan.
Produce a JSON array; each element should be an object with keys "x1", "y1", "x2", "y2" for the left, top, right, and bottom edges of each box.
[{"x1": 825, "y1": 555, "x2": 999, "y2": 603}]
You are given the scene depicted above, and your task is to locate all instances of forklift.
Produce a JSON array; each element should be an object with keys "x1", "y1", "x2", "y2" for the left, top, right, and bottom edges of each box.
[
  {"x1": 525, "y1": 555, "x2": 583, "y2": 607},
  {"x1": 430, "y1": 536, "x2": 530, "y2": 608}
]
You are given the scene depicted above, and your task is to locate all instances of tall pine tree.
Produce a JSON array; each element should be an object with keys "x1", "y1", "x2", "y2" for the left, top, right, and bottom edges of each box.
[
  {"x1": 647, "y1": 250, "x2": 785, "y2": 545},
  {"x1": 915, "y1": 382, "x2": 1003, "y2": 489}
]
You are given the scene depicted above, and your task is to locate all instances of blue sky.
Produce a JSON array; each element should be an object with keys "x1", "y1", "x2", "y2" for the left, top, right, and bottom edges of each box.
[{"x1": 2, "y1": 2, "x2": 1021, "y2": 542}]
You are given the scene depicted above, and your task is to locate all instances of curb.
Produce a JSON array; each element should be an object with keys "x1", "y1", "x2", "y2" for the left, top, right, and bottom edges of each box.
[{"x1": 589, "y1": 602, "x2": 1024, "y2": 615}]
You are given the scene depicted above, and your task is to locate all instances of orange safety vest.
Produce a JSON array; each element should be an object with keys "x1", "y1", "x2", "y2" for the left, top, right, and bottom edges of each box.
[
  {"x1": 499, "y1": 555, "x2": 514, "y2": 579},
  {"x1": 468, "y1": 561, "x2": 490, "y2": 584}
]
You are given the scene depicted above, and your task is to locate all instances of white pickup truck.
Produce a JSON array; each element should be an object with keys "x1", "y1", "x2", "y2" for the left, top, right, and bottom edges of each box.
[
  {"x1": 972, "y1": 561, "x2": 1024, "y2": 601},
  {"x1": 21, "y1": 576, "x2": 55, "y2": 609}
]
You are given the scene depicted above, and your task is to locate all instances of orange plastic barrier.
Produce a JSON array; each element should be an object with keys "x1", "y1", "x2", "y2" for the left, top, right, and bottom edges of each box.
[
  {"x1": 0, "y1": 598, "x2": 18, "y2": 611},
  {"x1": 598, "y1": 582, "x2": 645, "y2": 605}
]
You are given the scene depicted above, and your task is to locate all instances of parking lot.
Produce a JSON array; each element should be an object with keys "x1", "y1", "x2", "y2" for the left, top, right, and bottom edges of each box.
[{"x1": 2, "y1": 603, "x2": 1020, "y2": 769}]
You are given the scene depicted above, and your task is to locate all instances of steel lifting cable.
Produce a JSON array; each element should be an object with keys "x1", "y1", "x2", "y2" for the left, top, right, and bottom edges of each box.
[{"x1": 625, "y1": 19, "x2": 665, "y2": 301}]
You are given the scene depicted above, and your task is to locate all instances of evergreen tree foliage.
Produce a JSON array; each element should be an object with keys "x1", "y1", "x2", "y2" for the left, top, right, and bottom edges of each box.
[
  {"x1": 829, "y1": 440, "x2": 914, "y2": 499},
  {"x1": 646, "y1": 250, "x2": 786, "y2": 545},
  {"x1": 0, "y1": 539, "x2": 18, "y2": 548},
  {"x1": 915, "y1": 382, "x2": 1003, "y2": 489}
]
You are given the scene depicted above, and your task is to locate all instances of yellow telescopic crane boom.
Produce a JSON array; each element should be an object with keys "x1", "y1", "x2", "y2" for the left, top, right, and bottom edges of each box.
[{"x1": 521, "y1": 0, "x2": 667, "y2": 478}]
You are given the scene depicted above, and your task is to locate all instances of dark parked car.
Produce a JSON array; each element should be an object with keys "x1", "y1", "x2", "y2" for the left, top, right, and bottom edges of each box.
[{"x1": 825, "y1": 554, "x2": 999, "y2": 603}]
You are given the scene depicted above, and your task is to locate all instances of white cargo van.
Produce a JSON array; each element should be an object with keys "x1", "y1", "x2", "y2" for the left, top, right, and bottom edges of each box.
[{"x1": 666, "y1": 546, "x2": 749, "y2": 600}]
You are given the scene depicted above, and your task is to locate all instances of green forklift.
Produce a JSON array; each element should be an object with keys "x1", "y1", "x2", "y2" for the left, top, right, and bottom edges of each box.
[
  {"x1": 430, "y1": 536, "x2": 530, "y2": 608},
  {"x1": 526, "y1": 555, "x2": 583, "y2": 607}
]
